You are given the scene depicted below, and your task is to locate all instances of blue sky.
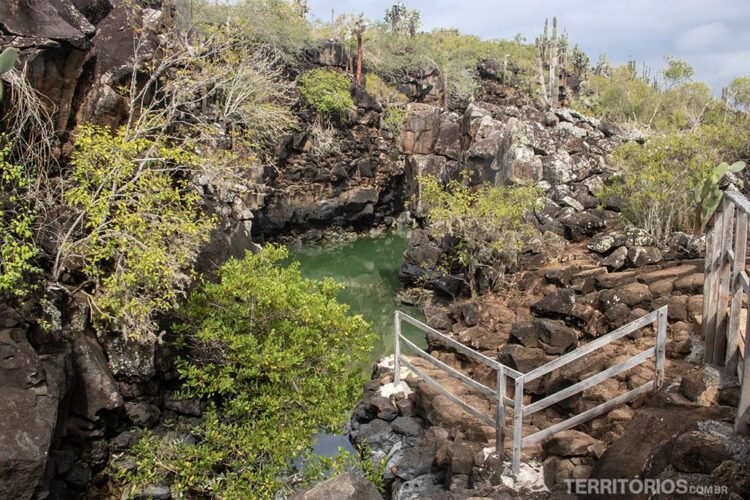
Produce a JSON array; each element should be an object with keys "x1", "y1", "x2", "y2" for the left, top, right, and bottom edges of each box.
[{"x1": 307, "y1": 0, "x2": 750, "y2": 92}]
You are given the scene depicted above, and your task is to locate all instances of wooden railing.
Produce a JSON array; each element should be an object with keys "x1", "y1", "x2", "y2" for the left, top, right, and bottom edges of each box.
[
  {"x1": 702, "y1": 191, "x2": 750, "y2": 434},
  {"x1": 393, "y1": 307, "x2": 667, "y2": 477}
]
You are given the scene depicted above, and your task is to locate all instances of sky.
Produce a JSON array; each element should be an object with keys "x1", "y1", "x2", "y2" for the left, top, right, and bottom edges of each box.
[{"x1": 307, "y1": 0, "x2": 750, "y2": 92}]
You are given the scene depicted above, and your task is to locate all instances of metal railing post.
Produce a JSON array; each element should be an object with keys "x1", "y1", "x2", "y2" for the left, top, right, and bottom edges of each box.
[
  {"x1": 512, "y1": 377, "x2": 524, "y2": 477},
  {"x1": 656, "y1": 306, "x2": 667, "y2": 388},
  {"x1": 394, "y1": 311, "x2": 401, "y2": 385},
  {"x1": 495, "y1": 366, "x2": 505, "y2": 459}
]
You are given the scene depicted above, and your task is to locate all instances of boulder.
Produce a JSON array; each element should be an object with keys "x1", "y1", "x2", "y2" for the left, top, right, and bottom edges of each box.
[
  {"x1": 670, "y1": 430, "x2": 730, "y2": 474},
  {"x1": 70, "y1": 332, "x2": 123, "y2": 421},
  {"x1": 627, "y1": 246, "x2": 662, "y2": 267},
  {"x1": 542, "y1": 430, "x2": 602, "y2": 458},
  {"x1": 402, "y1": 103, "x2": 441, "y2": 154},
  {"x1": 510, "y1": 319, "x2": 578, "y2": 355},
  {"x1": 600, "y1": 246, "x2": 628, "y2": 271},
  {"x1": 679, "y1": 366, "x2": 721, "y2": 406},
  {"x1": 291, "y1": 473, "x2": 381, "y2": 500},
  {"x1": 0, "y1": 328, "x2": 69, "y2": 500}
]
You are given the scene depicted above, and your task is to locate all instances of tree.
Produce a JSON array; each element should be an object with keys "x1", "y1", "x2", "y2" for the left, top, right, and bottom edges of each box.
[
  {"x1": 663, "y1": 56, "x2": 694, "y2": 89},
  {"x1": 353, "y1": 15, "x2": 367, "y2": 87},
  {"x1": 119, "y1": 246, "x2": 375, "y2": 497},
  {"x1": 727, "y1": 76, "x2": 750, "y2": 111},
  {"x1": 419, "y1": 175, "x2": 541, "y2": 294}
]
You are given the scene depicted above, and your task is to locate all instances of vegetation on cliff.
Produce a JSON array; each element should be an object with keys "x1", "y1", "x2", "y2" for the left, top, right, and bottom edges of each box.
[{"x1": 119, "y1": 246, "x2": 375, "y2": 497}]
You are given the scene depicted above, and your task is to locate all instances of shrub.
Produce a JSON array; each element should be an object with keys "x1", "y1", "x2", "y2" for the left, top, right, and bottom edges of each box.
[
  {"x1": 382, "y1": 105, "x2": 407, "y2": 136},
  {"x1": 599, "y1": 124, "x2": 748, "y2": 243},
  {"x1": 365, "y1": 73, "x2": 407, "y2": 106},
  {"x1": 119, "y1": 246, "x2": 375, "y2": 497},
  {"x1": 298, "y1": 68, "x2": 354, "y2": 117},
  {"x1": 0, "y1": 142, "x2": 39, "y2": 296},
  {"x1": 419, "y1": 175, "x2": 541, "y2": 294},
  {"x1": 307, "y1": 119, "x2": 341, "y2": 159},
  {"x1": 62, "y1": 125, "x2": 214, "y2": 337}
]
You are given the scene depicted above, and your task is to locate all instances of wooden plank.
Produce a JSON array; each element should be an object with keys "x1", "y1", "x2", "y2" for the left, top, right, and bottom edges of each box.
[
  {"x1": 523, "y1": 348, "x2": 655, "y2": 416},
  {"x1": 397, "y1": 312, "x2": 522, "y2": 377},
  {"x1": 399, "y1": 356, "x2": 495, "y2": 427},
  {"x1": 727, "y1": 211, "x2": 748, "y2": 373},
  {"x1": 739, "y1": 271, "x2": 750, "y2": 294},
  {"x1": 736, "y1": 310, "x2": 750, "y2": 435},
  {"x1": 703, "y1": 222, "x2": 717, "y2": 362},
  {"x1": 714, "y1": 199, "x2": 736, "y2": 365},
  {"x1": 724, "y1": 190, "x2": 750, "y2": 216},
  {"x1": 522, "y1": 381, "x2": 656, "y2": 447},
  {"x1": 522, "y1": 310, "x2": 658, "y2": 383},
  {"x1": 399, "y1": 335, "x2": 506, "y2": 404},
  {"x1": 656, "y1": 307, "x2": 668, "y2": 388}
]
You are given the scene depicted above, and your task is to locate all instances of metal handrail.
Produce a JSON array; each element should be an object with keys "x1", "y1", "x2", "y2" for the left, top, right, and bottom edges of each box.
[{"x1": 393, "y1": 305, "x2": 668, "y2": 477}]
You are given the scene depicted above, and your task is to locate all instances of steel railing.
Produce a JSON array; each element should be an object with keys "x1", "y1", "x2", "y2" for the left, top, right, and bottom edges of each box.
[{"x1": 393, "y1": 306, "x2": 668, "y2": 477}]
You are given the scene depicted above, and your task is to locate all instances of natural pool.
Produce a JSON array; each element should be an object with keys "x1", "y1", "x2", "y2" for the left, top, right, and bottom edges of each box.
[{"x1": 289, "y1": 230, "x2": 427, "y2": 457}]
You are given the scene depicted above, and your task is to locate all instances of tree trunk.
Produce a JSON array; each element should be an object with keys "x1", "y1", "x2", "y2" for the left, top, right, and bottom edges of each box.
[{"x1": 356, "y1": 32, "x2": 363, "y2": 87}]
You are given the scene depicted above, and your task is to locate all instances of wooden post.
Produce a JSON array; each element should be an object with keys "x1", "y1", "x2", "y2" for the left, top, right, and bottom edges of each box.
[
  {"x1": 703, "y1": 222, "x2": 717, "y2": 363},
  {"x1": 737, "y1": 308, "x2": 750, "y2": 434},
  {"x1": 726, "y1": 211, "x2": 748, "y2": 373},
  {"x1": 714, "y1": 199, "x2": 736, "y2": 365}
]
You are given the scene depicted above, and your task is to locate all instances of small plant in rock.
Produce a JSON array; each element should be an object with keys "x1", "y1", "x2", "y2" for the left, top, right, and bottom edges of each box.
[
  {"x1": 382, "y1": 105, "x2": 407, "y2": 136},
  {"x1": 298, "y1": 68, "x2": 354, "y2": 117},
  {"x1": 694, "y1": 160, "x2": 746, "y2": 231}
]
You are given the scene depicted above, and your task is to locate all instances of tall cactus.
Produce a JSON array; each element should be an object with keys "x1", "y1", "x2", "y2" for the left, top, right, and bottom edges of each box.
[
  {"x1": 0, "y1": 47, "x2": 19, "y2": 101},
  {"x1": 535, "y1": 17, "x2": 559, "y2": 108}
]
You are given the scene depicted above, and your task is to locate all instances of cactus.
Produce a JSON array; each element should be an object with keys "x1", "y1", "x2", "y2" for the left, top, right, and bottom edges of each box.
[
  {"x1": 694, "y1": 161, "x2": 746, "y2": 231},
  {"x1": 535, "y1": 17, "x2": 561, "y2": 108},
  {"x1": 0, "y1": 47, "x2": 19, "y2": 100}
]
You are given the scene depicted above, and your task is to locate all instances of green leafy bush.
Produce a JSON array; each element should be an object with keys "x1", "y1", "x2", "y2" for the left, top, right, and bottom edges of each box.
[
  {"x1": 63, "y1": 125, "x2": 214, "y2": 337},
  {"x1": 298, "y1": 68, "x2": 354, "y2": 117},
  {"x1": 599, "y1": 124, "x2": 747, "y2": 243},
  {"x1": 119, "y1": 246, "x2": 375, "y2": 497},
  {"x1": 420, "y1": 175, "x2": 541, "y2": 294},
  {"x1": 0, "y1": 142, "x2": 39, "y2": 296}
]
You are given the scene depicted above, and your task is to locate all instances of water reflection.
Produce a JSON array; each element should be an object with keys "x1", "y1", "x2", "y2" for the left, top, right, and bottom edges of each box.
[{"x1": 289, "y1": 230, "x2": 426, "y2": 364}]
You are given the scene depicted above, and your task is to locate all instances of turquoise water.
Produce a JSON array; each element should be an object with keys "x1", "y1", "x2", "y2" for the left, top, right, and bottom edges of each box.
[
  {"x1": 289, "y1": 230, "x2": 426, "y2": 364},
  {"x1": 289, "y1": 230, "x2": 426, "y2": 458}
]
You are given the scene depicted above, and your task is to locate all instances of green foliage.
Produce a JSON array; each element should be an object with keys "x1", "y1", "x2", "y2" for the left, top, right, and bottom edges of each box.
[
  {"x1": 599, "y1": 124, "x2": 748, "y2": 243},
  {"x1": 382, "y1": 105, "x2": 407, "y2": 136},
  {"x1": 0, "y1": 142, "x2": 39, "y2": 296},
  {"x1": 366, "y1": 73, "x2": 407, "y2": 106},
  {"x1": 419, "y1": 175, "x2": 541, "y2": 294},
  {"x1": 64, "y1": 125, "x2": 214, "y2": 337},
  {"x1": 663, "y1": 56, "x2": 694, "y2": 88},
  {"x1": 119, "y1": 246, "x2": 375, "y2": 497},
  {"x1": 298, "y1": 68, "x2": 354, "y2": 117},
  {"x1": 186, "y1": 0, "x2": 313, "y2": 63},
  {"x1": 694, "y1": 161, "x2": 746, "y2": 230},
  {"x1": 727, "y1": 76, "x2": 750, "y2": 111}
]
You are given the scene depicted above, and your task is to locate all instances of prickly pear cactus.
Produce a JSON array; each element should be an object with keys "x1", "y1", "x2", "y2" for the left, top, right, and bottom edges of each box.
[
  {"x1": 0, "y1": 47, "x2": 19, "y2": 100},
  {"x1": 694, "y1": 160, "x2": 746, "y2": 231}
]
